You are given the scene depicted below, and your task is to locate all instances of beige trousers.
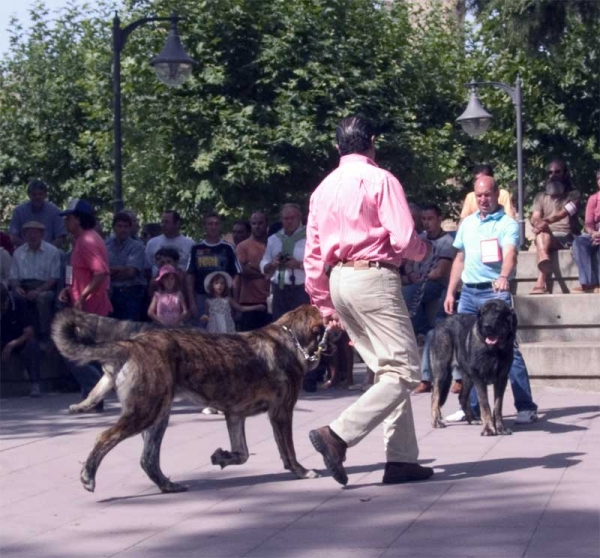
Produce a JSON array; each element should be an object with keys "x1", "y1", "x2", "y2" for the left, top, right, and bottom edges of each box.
[{"x1": 329, "y1": 265, "x2": 421, "y2": 463}]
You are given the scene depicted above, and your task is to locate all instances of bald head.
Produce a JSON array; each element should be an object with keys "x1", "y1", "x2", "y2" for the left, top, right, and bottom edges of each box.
[
  {"x1": 474, "y1": 175, "x2": 500, "y2": 217},
  {"x1": 474, "y1": 175, "x2": 497, "y2": 192}
]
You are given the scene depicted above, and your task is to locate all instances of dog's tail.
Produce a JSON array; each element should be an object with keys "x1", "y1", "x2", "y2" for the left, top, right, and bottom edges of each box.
[{"x1": 51, "y1": 308, "x2": 131, "y2": 366}]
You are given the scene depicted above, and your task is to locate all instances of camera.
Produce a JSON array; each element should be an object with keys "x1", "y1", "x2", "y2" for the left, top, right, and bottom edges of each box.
[{"x1": 278, "y1": 253, "x2": 291, "y2": 263}]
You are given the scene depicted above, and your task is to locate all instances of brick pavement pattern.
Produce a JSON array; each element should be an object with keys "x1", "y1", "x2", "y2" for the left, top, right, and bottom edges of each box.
[{"x1": 0, "y1": 366, "x2": 598, "y2": 558}]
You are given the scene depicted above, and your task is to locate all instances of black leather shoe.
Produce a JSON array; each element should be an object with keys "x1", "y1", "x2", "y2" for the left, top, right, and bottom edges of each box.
[
  {"x1": 382, "y1": 462, "x2": 434, "y2": 484},
  {"x1": 309, "y1": 426, "x2": 348, "y2": 486}
]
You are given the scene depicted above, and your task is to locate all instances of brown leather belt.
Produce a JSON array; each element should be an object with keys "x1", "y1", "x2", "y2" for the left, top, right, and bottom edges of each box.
[{"x1": 338, "y1": 261, "x2": 398, "y2": 272}]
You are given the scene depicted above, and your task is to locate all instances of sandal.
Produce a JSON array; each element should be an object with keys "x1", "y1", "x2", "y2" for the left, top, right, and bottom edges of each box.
[{"x1": 530, "y1": 287, "x2": 549, "y2": 295}]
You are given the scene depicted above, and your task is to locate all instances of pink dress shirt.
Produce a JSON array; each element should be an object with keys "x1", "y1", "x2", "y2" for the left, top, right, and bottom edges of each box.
[
  {"x1": 304, "y1": 153, "x2": 428, "y2": 316},
  {"x1": 584, "y1": 192, "x2": 600, "y2": 232}
]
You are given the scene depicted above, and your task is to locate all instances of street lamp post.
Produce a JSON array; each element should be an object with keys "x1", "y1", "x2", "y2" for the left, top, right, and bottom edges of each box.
[
  {"x1": 456, "y1": 76, "x2": 525, "y2": 248},
  {"x1": 112, "y1": 12, "x2": 196, "y2": 214}
]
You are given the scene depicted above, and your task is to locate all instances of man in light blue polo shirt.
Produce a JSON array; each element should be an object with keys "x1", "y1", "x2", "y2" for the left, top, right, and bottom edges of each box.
[{"x1": 443, "y1": 175, "x2": 538, "y2": 424}]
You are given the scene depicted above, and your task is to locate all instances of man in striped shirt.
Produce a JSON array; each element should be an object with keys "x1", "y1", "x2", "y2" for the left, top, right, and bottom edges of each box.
[{"x1": 304, "y1": 115, "x2": 434, "y2": 486}]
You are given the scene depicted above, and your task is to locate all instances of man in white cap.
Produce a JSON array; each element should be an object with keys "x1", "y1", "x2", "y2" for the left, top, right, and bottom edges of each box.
[{"x1": 9, "y1": 220, "x2": 61, "y2": 339}]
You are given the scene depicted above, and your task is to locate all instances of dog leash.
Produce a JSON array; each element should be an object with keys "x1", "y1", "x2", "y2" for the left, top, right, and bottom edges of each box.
[{"x1": 282, "y1": 325, "x2": 331, "y2": 363}]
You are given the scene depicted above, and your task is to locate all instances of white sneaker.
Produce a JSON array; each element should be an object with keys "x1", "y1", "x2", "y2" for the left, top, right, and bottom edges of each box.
[
  {"x1": 445, "y1": 409, "x2": 466, "y2": 422},
  {"x1": 515, "y1": 410, "x2": 538, "y2": 424},
  {"x1": 29, "y1": 383, "x2": 41, "y2": 398},
  {"x1": 202, "y1": 407, "x2": 218, "y2": 415}
]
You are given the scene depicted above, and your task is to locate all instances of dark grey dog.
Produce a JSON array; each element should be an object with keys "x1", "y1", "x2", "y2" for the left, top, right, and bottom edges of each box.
[{"x1": 430, "y1": 299, "x2": 517, "y2": 436}]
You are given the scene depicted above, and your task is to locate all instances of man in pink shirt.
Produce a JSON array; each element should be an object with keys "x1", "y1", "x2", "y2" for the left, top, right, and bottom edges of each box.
[
  {"x1": 58, "y1": 199, "x2": 112, "y2": 411},
  {"x1": 304, "y1": 116, "x2": 434, "y2": 486},
  {"x1": 571, "y1": 169, "x2": 600, "y2": 292}
]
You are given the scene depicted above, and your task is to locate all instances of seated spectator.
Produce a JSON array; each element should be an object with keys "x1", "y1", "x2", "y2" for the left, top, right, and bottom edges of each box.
[
  {"x1": 571, "y1": 169, "x2": 600, "y2": 293},
  {"x1": 0, "y1": 283, "x2": 43, "y2": 397},
  {"x1": 106, "y1": 212, "x2": 146, "y2": 321},
  {"x1": 9, "y1": 179, "x2": 67, "y2": 248},
  {"x1": 460, "y1": 164, "x2": 516, "y2": 220},
  {"x1": 9, "y1": 221, "x2": 61, "y2": 339},
  {"x1": 402, "y1": 204, "x2": 455, "y2": 339},
  {"x1": 530, "y1": 177, "x2": 581, "y2": 294}
]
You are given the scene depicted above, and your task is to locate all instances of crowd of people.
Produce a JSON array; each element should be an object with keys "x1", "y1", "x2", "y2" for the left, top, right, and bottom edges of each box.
[{"x1": 0, "y1": 117, "x2": 599, "y2": 485}]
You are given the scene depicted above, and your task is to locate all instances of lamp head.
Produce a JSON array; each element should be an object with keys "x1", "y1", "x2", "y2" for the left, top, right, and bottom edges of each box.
[
  {"x1": 456, "y1": 86, "x2": 493, "y2": 138},
  {"x1": 150, "y1": 15, "x2": 196, "y2": 87}
]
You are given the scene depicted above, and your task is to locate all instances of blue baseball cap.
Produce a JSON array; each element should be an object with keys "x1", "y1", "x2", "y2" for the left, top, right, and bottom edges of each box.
[{"x1": 59, "y1": 198, "x2": 95, "y2": 216}]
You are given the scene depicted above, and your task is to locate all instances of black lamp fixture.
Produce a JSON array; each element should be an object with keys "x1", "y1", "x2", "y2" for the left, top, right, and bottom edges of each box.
[
  {"x1": 112, "y1": 12, "x2": 197, "y2": 213},
  {"x1": 456, "y1": 84, "x2": 493, "y2": 138},
  {"x1": 150, "y1": 16, "x2": 197, "y2": 88},
  {"x1": 456, "y1": 77, "x2": 526, "y2": 248}
]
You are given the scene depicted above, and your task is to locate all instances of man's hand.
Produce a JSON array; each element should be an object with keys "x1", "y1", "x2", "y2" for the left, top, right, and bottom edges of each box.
[
  {"x1": 58, "y1": 287, "x2": 72, "y2": 305},
  {"x1": 531, "y1": 219, "x2": 551, "y2": 234},
  {"x1": 592, "y1": 232, "x2": 600, "y2": 246},
  {"x1": 443, "y1": 293, "x2": 455, "y2": 315},
  {"x1": 74, "y1": 297, "x2": 84, "y2": 311},
  {"x1": 493, "y1": 276, "x2": 510, "y2": 292},
  {"x1": 1, "y1": 341, "x2": 15, "y2": 361},
  {"x1": 323, "y1": 312, "x2": 344, "y2": 331}
]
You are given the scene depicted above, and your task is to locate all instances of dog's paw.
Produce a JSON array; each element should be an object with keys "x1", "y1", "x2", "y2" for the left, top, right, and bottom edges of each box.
[
  {"x1": 432, "y1": 419, "x2": 446, "y2": 429},
  {"x1": 160, "y1": 482, "x2": 188, "y2": 493},
  {"x1": 293, "y1": 467, "x2": 320, "y2": 479},
  {"x1": 480, "y1": 424, "x2": 497, "y2": 437},
  {"x1": 69, "y1": 404, "x2": 83, "y2": 414},
  {"x1": 80, "y1": 469, "x2": 95, "y2": 492},
  {"x1": 496, "y1": 425, "x2": 512, "y2": 436}
]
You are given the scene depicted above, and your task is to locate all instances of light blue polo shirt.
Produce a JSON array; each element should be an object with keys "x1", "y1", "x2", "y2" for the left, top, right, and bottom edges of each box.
[{"x1": 453, "y1": 208, "x2": 519, "y2": 284}]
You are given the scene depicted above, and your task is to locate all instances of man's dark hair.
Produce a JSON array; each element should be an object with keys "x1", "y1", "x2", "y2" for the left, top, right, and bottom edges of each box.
[
  {"x1": 473, "y1": 164, "x2": 494, "y2": 178},
  {"x1": 203, "y1": 210, "x2": 221, "y2": 223},
  {"x1": 163, "y1": 210, "x2": 181, "y2": 224},
  {"x1": 335, "y1": 116, "x2": 375, "y2": 156},
  {"x1": 155, "y1": 246, "x2": 180, "y2": 263},
  {"x1": 75, "y1": 211, "x2": 96, "y2": 230},
  {"x1": 112, "y1": 211, "x2": 133, "y2": 228},
  {"x1": 233, "y1": 220, "x2": 251, "y2": 234},
  {"x1": 141, "y1": 222, "x2": 161, "y2": 239},
  {"x1": 27, "y1": 179, "x2": 48, "y2": 195},
  {"x1": 420, "y1": 203, "x2": 442, "y2": 217}
]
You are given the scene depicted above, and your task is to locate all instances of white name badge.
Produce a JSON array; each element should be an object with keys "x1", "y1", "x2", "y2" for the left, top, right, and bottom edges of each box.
[
  {"x1": 481, "y1": 238, "x2": 501, "y2": 264},
  {"x1": 65, "y1": 265, "x2": 73, "y2": 286}
]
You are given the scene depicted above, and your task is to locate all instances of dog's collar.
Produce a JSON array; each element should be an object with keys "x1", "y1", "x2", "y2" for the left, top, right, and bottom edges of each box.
[{"x1": 281, "y1": 325, "x2": 330, "y2": 363}]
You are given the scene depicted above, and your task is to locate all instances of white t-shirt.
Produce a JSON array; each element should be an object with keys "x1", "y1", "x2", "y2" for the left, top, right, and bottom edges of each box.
[{"x1": 145, "y1": 234, "x2": 195, "y2": 277}]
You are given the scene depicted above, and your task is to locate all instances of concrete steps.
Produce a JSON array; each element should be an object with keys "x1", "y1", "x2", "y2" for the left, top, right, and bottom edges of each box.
[
  {"x1": 512, "y1": 250, "x2": 580, "y2": 294},
  {"x1": 512, "y1": 269, "x2": 600, "y2": 390}
]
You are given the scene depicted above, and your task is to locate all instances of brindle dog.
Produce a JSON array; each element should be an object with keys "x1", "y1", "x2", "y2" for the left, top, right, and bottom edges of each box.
[{"x1": 51, "y1": 305, "x2": 331, "y2": 493}]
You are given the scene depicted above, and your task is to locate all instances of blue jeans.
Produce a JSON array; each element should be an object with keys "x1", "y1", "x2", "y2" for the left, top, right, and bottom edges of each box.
[
  {"x1": 572, "y1": 234, "x2": 600, "y2": 286},
  {"x1": 110, "y1": 286, "x2": 145, "y2": 321},
  {"x1": 458, "y1": 286, "x2": 537, "y2": 414},
  {"x1": 402, "y1": 280, "x2": 445, "y2": 335},
  {"x1": 69, "y1": 361, "x2": 102, "y2": 399}
]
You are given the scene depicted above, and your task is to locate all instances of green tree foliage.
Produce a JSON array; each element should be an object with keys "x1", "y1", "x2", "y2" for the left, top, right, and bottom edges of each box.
[{"x1": 0, "y1": 0, "x2": 598, "y2": 231}]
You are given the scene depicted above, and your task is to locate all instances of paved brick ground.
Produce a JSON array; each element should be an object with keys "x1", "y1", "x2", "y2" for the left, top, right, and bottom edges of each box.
[{"x1": 1, "y1": 366, "x2": 598, "y2": 558}]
